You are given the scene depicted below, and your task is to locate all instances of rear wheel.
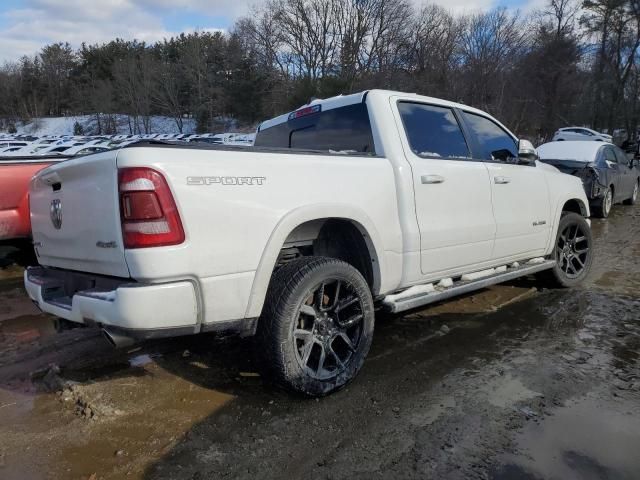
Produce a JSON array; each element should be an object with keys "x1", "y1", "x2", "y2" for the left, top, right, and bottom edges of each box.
[
  {"x1": 623, "y1": 180, "x2": 638, "y2": 205},
  {"x1": 539, "y1": 213, "x2": 593, "y2": 288},
  {"x1": 593, "y1": 187, "x2": 613, "y2": 218},
  {"x1": 256, "y1": 256, "x2": 374, "y2": 397}
]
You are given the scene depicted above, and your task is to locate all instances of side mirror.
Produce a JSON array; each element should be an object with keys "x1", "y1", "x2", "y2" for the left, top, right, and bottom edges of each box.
[{"x1": 518, "y1": 139, "x2": 538, "y2": 164}]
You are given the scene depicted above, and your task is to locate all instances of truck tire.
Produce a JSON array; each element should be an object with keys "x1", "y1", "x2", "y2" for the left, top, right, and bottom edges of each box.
[
  {"x1": 539, "y1": 212, "x2": 593, "y2": 288},
  {"x1": 623, "y1": 180, "x2": 638, "y2": 205},
  {"x1": 593, "y1": 187, "x2": 613, "y2": 218},
  {"x1": 256, "y1": 256, "x2": 374, "y2": 397}
]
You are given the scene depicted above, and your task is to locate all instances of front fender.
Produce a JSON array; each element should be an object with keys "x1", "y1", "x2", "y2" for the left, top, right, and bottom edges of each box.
[
  {"x1": 544, "y1": 175, "x2": 591, "y2": 255},
  {"x1": 244, "y1": 203, "x2": 392, "y2": 319}
]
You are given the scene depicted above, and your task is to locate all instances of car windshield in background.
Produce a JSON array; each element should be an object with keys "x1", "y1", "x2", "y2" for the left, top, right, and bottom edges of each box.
[{"x1": 254, "y1": 103, "x2": 375, "y2": 154}]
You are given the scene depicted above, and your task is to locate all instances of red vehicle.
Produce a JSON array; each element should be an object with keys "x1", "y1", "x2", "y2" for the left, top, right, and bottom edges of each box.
[{"x1": 0, "y1": 158, "x2": 63, "y2": 241}]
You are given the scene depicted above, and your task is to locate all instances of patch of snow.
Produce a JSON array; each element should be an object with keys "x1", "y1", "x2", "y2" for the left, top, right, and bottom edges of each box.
[
  {"x1": 461, "y1": 268, "x2": 496, "y2": 282},
  {"x1": 527, "y1": 257, "x2": 546, "y2": 265},
  {"x1": 4, "y1": 114, "x2": 200, "y2": 136},
  {"x1": 383, "y1": 284, "x2": 435, "y2": 304}
]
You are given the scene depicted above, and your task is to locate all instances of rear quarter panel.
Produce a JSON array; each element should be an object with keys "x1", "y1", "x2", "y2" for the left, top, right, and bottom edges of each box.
[
  {"x1": 0, "y1": 160, "x2": 55, "y2": 240},
  {"x1": 116, "y1": 146, "x2": 403, "y2": 323}
]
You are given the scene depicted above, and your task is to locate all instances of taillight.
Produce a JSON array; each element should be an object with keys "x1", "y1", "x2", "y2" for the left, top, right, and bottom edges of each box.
[{"x1": 118, "y1": 167, "x2": 185, "y2": 248}]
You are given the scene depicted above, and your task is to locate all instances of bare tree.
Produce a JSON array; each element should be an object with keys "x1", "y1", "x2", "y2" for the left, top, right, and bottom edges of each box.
[{"x1": 458, "y1": 8, "x2": 528, "y2": 116}]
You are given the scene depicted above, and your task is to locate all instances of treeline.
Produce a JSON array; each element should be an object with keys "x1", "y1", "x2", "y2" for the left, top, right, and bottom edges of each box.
[{"x1": 1, "y1": 0, "x2": 640, "y2": 138}]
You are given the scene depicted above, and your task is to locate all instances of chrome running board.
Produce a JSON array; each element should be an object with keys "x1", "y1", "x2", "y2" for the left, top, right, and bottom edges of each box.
[{"x1": 382, "y1": 260, "x2": 555, "y2": 313}]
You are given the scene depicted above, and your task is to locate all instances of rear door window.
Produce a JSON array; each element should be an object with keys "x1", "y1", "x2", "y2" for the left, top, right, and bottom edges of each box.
[
  {"x1": 397, "y1": 102, "x2": 470, "y2": 159},
  {"x1": 255, "y1": 103, "x2": 375, "y2": 154},
  {"x1": 462, "y1": 112, "x2": 518, "y2": 162}
]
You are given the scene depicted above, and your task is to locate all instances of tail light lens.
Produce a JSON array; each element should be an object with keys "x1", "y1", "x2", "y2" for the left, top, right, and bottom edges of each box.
[{"x1": 118, "y1": 167, "x2": 185, "y2": 248}]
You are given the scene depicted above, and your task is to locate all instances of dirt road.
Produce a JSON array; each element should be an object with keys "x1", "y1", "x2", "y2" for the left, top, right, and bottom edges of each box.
[{"x1": 1, "y1": 204, "x2": 639, "y2": 480}]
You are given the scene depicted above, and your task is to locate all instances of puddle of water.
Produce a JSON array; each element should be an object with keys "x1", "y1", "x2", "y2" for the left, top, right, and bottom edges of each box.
[
  {"x1": 0, "y1": 315, "x2": 56, "y2": 345},
  {"x1": 0, "y1": 388, "x2": 36, "y2": 425},
  {"x1": 0, "y1": 288, "x2": 41, "y2": 322},
  {"x1": 492, "y1": 396, "x2": 640, "y2": 480},
  {"x1": 53, "y1": 368, "x2": 237, "y2": 480},
  {"x1": 595, "y1": 270, "x2": 640, "y2": 296},
  {"x1": 2, "y1": 346, "x2": 240, "y2": 480},
  {"x1": 406, "y1": 284, "x2": 538, "y2": 319},
  {"x1": 0, "y1": 266, "x2": 24, "y2": 283},
  {"x1": 409, "y1": 395, "x2": 456, "y2": 427},
  {"x1": 483, "y1": 374, "x2": 542, "y2": 408}
]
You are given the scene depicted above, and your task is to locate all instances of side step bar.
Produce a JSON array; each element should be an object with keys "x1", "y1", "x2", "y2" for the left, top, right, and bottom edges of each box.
[{"x1": 382, "y1": 260, "x2": 555, "y2": 314}]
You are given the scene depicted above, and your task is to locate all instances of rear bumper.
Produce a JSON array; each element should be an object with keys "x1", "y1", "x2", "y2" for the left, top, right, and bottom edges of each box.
[{"x1": 24, "y1": 266, "x2": 198, "y2": 334}]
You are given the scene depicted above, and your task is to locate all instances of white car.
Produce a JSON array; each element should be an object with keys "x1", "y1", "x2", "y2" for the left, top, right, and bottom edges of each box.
[
  {"x1": 552, "y1": 127, "x2": 613, "y2": 143},
  {"x1": 25, "y1": 90, "x2": 593, "y2": 396},
  {"x1": 0, "y1": 141, "x2": 28, "y2": 149},
  {"x1": 61, "y1": 144, "x2": 111, "y2": 156}
]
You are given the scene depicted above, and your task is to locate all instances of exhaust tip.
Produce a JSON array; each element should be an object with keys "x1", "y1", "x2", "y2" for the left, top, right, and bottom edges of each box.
[{"x1": 102, "y1": 328, "x2": 136, "y2": 349}]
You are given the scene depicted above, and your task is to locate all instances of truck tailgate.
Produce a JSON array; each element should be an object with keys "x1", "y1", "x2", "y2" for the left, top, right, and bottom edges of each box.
[{"x1": 30, "y1": 152, "x2": 129, "y2": 278}]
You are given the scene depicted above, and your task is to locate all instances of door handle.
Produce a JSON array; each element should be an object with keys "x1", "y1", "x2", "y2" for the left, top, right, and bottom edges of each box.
[
  {"x1": 494, "y1": 176, "x2": 511, "y2": 184},
  {"x1": 421, "y1": 174, "x2": 445, "y2": 184}
]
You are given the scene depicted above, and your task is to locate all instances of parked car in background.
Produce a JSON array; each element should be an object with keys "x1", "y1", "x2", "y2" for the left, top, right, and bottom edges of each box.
[
  {"x1": 0, "y1": 157, "x2": 66, "y2": 241},
  {"x1": 537, "y1": 141, "x2": 639, "y2": 218},
  {"x1": 0, "y1": 131, "x2": 255, "y2": 158},
  {"x1": 0, "y1": 146, "x2": 23, "y2": 154},
  {"x1": 552, "y1": 127, "x2": 613, "y2": 143},
  {"x1": 60, "y1": 144, "x2": 111, "y2": 156},
  {"x1": 25, "y1": 90, "x2": 593, "y2": 397},
  {"x1": 0, "y1": 141, "x2": 28, "y2": 149}
]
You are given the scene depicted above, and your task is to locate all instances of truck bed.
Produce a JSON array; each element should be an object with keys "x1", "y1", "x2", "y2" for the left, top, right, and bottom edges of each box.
[{"x1": 125, "y1": 140, "x2": 378, "y2": 157}]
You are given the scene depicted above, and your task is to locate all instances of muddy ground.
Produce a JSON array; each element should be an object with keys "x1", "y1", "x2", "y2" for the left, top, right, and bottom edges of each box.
[{"x1": 0, "y1": 204, "x2": 639, "y2": 480}]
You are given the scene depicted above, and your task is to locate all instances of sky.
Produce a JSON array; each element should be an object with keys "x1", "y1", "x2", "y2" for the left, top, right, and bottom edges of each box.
[{"x1": 0, "y1": 0, "x2": 538, "y2": 63}]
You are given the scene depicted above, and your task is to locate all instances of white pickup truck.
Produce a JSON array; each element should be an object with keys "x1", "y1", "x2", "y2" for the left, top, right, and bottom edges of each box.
[{"x1": 25, "y1": 90, "x2": 593, "y2": 396}]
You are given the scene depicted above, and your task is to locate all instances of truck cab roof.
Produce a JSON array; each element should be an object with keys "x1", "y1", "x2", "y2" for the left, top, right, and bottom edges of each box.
[{"x1": 258, "y1": 89, "x2": 493, "y2": 133}]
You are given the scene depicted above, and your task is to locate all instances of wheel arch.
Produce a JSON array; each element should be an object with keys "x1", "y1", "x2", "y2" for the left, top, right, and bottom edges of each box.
[
  {"x1": 244, "y1": 204, "x2": 386, "y2": 318},
  {"x1": 561, "y1": 198, "x2": 589, "y2": 217},
  {"x1": 545, "y1": 197, "x2": 590, "y2": 256}
]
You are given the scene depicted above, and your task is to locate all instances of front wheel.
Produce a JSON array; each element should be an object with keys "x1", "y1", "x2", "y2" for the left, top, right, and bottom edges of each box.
[
  {"x1": 539, "y1": 212, "x2": 594, "y2": 288},
  {"x1": 256, "y1": 256, "x2": 374, "y2": 397},
  {"x1": 593, "y1": 187, "x2": 613, "y2": 218}
]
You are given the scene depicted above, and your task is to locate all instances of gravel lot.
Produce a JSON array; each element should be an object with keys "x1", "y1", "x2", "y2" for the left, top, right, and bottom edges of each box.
[{"x1": 0, "y1": 204, "x2": 639, "y2": 480}]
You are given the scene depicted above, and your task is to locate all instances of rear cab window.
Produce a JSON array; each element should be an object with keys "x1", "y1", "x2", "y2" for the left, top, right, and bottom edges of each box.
[
  {"x1": 254, "y1": 102, "x2": 375, "y2": 154},
  {"x1": 397, "y1": 102, "x2": 470, "y2": 159}
]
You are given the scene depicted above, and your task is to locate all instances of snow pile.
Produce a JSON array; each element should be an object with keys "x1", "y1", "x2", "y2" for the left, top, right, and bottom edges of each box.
[{"x1": 6, "y1": 115, "x2": 200, "y2": 136}]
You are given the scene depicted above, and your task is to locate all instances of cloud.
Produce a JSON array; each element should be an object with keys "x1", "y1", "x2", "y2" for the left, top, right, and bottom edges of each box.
[
  {"x1": 419, "y1": 0, "x2": 498, "y2": 14},
  {"x1": 0, "y1": 0, "x2": 257, "y2": 62},
  {"x1": 0, "y1": 0, "x2": 532, "y2": 63},
  {"x1": 135, "y1": 0, "x2": 257, "y2": 17}
]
